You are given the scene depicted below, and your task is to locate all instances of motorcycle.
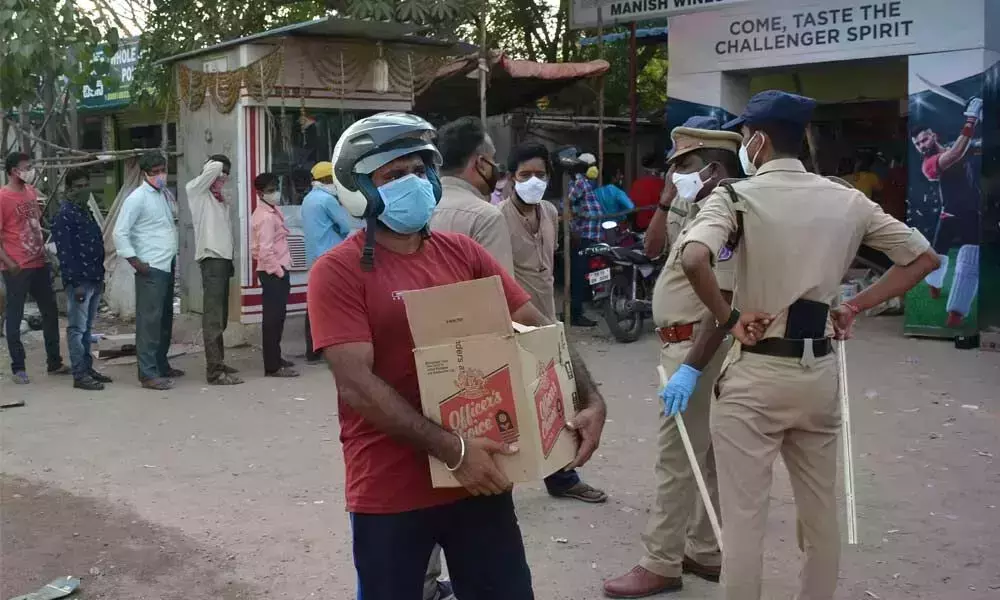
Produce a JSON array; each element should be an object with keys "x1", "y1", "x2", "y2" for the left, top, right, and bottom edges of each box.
[{"x1": 584, "y1": 221, "x2": 663, "y2": 343}]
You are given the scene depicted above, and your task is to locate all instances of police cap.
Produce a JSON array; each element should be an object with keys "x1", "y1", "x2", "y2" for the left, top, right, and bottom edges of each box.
[{"x1": 723, "y1": 90, "x2": 817, "y2": 131}]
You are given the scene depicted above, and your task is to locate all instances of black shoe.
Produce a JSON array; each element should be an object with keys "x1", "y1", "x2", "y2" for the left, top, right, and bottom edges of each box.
[
  {"x1": 280, "y1": 358, "x2": 295, "y2": 368},
  {"x1": 306, "y1": 354, "x2": 323, "y2": 365},
  {"x1": 221, "y1": 364, "x2": 240, "y2": 374},
  {"x1": 47, "y1": 364, "x2": 72, "y2": 375},
  {"x1": 266, "y1": 367, "x2": 300, "y2": 378},
  {"x1": 74, "y1": 376, "x2": 105, "y2": 391},
  {"x1": 163, "y1": 367, "x2": 185, "y2": 378},
  {"x1": 89, "y1": 370, "x2": 113, "y2": 384},
  {"x1": 571, "y1": 316, "x2": 598, "y2": 327}
]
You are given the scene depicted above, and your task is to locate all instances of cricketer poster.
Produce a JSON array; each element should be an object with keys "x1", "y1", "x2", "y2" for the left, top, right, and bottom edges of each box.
[{"x1": 905, "y1": 53, "x2": 998, "y2": 337}]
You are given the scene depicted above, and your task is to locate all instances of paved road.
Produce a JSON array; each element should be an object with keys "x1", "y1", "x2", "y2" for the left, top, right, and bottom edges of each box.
[{"x1": 2, "y1": 316, "x2": 998, "y2": 599}]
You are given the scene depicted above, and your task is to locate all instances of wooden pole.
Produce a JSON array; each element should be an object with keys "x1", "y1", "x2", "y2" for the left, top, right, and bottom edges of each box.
[
  {"x1": 627, "y1": 22, "x2": 638, "y2": 188},
  {"x1": 838, "y1": 341, "x2": 859, "y2": 545},
  {"x1": 596, "y1": 4, "x2": 605, "y2": 185},
  {"x1": 658, "y1": 366, "x2": 723, "y2": 552},
  {"x1": 479, "y1": 10, "x2": 488, "y2": 125},
  {"x1": 562, "y1": 180, "x2": 573, "y2": 323}
]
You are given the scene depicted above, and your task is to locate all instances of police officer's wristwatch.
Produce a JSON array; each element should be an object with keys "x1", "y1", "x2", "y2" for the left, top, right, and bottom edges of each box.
[{"x1": 715, "y1": 307, "x2": 741, "y2": 331}]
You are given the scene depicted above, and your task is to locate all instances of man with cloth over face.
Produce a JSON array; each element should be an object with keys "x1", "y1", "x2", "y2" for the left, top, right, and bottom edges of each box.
[
  {"x1": 603, "y1": 117, "x2": 744, "y2": 598},
  {"x1": 663, "y1": 90, "x2": 941, "y2": 600}
]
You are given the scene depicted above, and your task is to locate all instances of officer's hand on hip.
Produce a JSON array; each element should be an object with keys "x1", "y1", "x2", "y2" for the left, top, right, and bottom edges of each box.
[
  {"x1": 832, "y1": 303, "x2": 860, "y2": 340},
  {"x1": 661, "y1": 364, "x2": 701, "y2": 417}
]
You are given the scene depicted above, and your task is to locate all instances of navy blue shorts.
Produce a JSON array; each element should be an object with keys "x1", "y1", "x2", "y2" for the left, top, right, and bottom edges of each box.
[{"x1": 352, "y1": 492, "x2": 534, "y2": 600}]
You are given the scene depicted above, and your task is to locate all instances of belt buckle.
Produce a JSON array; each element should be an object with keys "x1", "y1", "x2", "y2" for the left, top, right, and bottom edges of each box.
[{"x1": 799, "y1": 337, "x2": 817, "y2": 369}]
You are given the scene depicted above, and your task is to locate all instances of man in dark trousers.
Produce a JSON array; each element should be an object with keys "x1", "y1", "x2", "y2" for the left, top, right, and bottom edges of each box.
[
  {"x1": 113, "y1": 152, "x2": 183, "y2": 390},
  {"x1": 310, "y1": 112, "x2": 608, "y2": 600},
  {"x1": 186, "y1": 155, "x2": 242, "y2": 385},
  {"x1": 1, "y1": 151, "x2": 68, "y2": 386},
  {"x1": 250, "y1": 173, "x2": 298, "y2": 378}
]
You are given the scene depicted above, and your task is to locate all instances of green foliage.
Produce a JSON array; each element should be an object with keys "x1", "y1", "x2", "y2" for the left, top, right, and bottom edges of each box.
[
  {"x1": 0, "y1": 0, "x2": 118, "y2": 111},
  {"x1": 130, "y1": 0, "x2": 666, "y2": 117}
]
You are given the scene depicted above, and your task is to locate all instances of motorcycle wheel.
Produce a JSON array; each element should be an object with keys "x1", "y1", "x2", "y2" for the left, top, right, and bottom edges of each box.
[{"x1": 604, "y1": 276, "x2": 644, "y2": 343}]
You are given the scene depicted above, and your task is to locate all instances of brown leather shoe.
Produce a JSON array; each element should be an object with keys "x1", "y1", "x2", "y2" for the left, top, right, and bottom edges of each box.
[
  {"x1": 603, "y1": 566, "x2": 682, "y2": 598},
  {"x1": 682, "y1": 556, "x2": 721, "y2": 583}
]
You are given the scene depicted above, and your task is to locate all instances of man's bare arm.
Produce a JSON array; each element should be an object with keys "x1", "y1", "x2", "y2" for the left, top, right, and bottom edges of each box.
[
  {"x1": 682, "y1": 290, "x2": 734, "y2": 371},
  {"x1": 938, "y1": 129, "x2": 975, "y2": 172},
  {"x1": 643, "y1": 169, "x2": 676, "y2": 258},
  {"x1": 0, "y1": 246, "x2": 19, "y2": 271},
  {"x1": 680, "y1": 242, "x2": 731, "y2": 324},
  {"x1": 323, "y1": 342, "x2": 461, "y2": 465}
]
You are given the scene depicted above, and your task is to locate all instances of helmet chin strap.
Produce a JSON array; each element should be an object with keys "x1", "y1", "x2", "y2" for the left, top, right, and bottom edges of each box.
[{"x1": 361, "y1": 218, "x2": 377, "y2": 272}]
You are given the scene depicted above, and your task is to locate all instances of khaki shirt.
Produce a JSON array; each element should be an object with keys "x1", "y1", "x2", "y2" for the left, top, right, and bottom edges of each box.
[
  {"x1": 665, "y1": 197, "x2": 695, "y2": 248},
  {"x1": 430, "y1": 176, "x2": 514, "y2": 274},
  {"x1": 500, "y1": 198, "x2": 558, "y2": 320},
  {"x1": 652, "y1": 195, "x2": 737, "y2": 328},
  {"x1": 682, "y1": 159, "x2": 930, "y2": 339}
]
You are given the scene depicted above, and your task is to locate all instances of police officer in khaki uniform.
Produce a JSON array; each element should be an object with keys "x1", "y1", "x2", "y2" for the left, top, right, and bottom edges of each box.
[
  {"x1": 664, "y1": 90, "x2": 941, "y2": 600},
  {"x1": 604, "y1": 118, "x2": 745, "y2": 598}
]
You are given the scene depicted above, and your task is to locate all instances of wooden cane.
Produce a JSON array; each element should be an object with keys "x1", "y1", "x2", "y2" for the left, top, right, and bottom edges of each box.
[
  {"x1": 657, "y1": 365, "x2": 723, "y2": 550},
  {"x1": 838, "y1": 341, "x2": 859, "y2": 545}
]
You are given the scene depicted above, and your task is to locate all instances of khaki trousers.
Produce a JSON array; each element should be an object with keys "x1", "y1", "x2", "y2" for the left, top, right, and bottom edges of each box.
[
  {"x1": 711, "y1": 350, "x2": 841, "y2": 600},
  {"x1": 639, "y1": 338, "x2": 729, "y2": 578}
]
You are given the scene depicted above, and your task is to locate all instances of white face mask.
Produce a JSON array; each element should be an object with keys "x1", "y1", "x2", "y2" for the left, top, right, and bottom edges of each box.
[
  {"x1": 18, "y1": 168, "x2": 37, "y2": 185},
  {"x1": 313, "y1": 181, "x2": 338, "y2": 196},
  {"x1": 262, "y1": 191, "x2": 280, "y2": 205},
  {"x1": 513, "y1": 176, "x2": 548, "y2": 204},
  {"x1": 671, "y1": 165, "x2": 712, "y2": 202},
  {"x1": 739, "y1": 132, "x2": 762, "y2": 176}
]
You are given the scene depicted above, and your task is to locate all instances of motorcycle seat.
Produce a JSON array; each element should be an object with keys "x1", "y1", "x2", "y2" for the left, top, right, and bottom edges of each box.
[{"x1": 612, "y1": 247, "x2": 653, "y2": 265}]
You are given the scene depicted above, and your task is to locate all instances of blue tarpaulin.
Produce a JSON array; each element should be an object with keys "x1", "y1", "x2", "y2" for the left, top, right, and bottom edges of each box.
[{"x1": 579, "y1": 26, "x2": 668, "y2": 47}]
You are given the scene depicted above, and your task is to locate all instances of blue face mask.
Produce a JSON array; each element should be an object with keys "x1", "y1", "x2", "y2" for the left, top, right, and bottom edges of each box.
[{"x1": 376, "y1": 174, "x2": 437, "y2": 234}]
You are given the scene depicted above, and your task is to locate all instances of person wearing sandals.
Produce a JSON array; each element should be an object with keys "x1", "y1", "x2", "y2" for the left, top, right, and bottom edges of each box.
[
  {"x1": 186, "y1": 155, "x2": 242, "y2": 385},
  {"x1": 250, "y1": 173, "x2": 298, "y2": 378},
  {"x1": 432, "y1": 120, "x2": 608, "y2": 506},
  {"x1": 1, "y1": 152, "x2": 70, "y2": 386}
]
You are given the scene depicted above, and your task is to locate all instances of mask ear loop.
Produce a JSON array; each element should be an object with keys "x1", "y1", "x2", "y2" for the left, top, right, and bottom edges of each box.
[{"x1": 748, "y1": 132, "x2": 764, "y2": 169}]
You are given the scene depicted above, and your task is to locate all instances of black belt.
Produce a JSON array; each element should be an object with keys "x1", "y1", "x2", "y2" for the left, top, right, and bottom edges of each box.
[{"x1": 743, "y1": 337, "x2": 833, "y2": 358}]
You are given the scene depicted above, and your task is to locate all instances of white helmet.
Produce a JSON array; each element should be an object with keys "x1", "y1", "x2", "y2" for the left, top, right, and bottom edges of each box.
[{"x1": 331, "y1": 112, "x2": 443, "y2": 219}]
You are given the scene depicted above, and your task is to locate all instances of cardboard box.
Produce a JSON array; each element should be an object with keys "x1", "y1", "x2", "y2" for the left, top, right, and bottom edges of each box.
[{"x1": 401, "y1": 276, "x2": 580, "y2": 488}]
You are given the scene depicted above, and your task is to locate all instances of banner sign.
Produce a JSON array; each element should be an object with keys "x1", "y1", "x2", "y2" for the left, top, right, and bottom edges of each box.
[
  {"x1": 569, "y1": 0, "x2": 748, "y2": 30},
  {"x1": 669, "y1": 0, "x2": 985, "y2": 75}
]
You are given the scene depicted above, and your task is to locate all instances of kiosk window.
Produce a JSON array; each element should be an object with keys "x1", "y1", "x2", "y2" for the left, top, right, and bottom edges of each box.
[{"x1": 265, "y1": 109, "x2": 375, "y2": 205}]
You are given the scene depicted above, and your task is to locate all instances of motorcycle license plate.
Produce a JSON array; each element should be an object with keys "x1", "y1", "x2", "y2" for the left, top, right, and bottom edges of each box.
[{"x1": 588, "y1": 268, "x2": 611, "y2": 285}]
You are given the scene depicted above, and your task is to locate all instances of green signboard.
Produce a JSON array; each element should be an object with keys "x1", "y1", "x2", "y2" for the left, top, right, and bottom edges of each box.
[{"x1": 80, "y1": 39, "x2": 139, "y2": 111}]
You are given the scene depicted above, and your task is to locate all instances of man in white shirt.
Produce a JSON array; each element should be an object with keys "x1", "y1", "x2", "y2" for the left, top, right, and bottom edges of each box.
[
  {"x1": 186, "y1": 155, "x2": 242, "y2": 385},
  {"x1": 113, "y1": 152, "x2": 182, "y2": 390}
]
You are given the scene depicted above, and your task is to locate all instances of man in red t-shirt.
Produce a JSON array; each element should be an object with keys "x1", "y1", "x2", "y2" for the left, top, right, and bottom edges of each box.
[
  {"x1": 1, "y1": 152, "x2": 67, "y2": 385},
  {"x1": 308, "y1": 113, "x2": 607, "y2": 600},
  {"x1": 630, "y1": 166, "x2": 666, "y2": 231}
]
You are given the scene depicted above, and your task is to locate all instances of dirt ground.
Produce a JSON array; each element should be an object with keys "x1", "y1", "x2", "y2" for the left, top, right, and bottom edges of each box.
[{"x1": 1, "y1": 315, "x2": 999, "y2": 600}]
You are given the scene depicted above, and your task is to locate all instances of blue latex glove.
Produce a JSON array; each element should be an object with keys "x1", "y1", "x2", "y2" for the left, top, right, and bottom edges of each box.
[{"x1": 661, "y1": 364, "x2": 702, "y2": 417}]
